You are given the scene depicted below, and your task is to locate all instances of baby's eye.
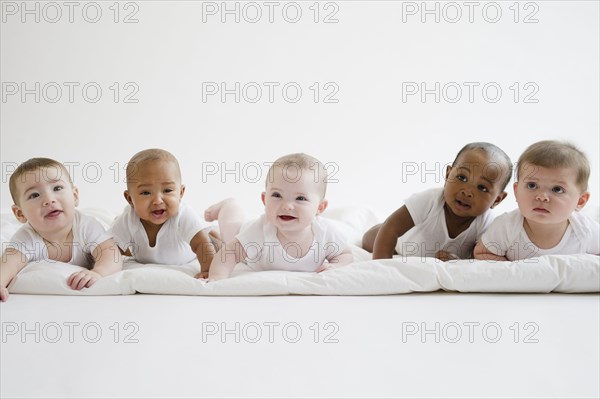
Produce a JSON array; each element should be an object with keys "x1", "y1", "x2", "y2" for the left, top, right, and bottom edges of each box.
[
  {"x1": 140, "y1": 191, "x2": 151, "y2": 196},
  {"x1": 477, "y1": 185, "x2": 489, "y2": 193},
  {"x1": 53, "y1": 185, "x2": 64, "y2": 192},
  {"x1": 164, "y1": 188, "x2": 174, "y2": 193},
  {"x1": 526, "y1": 182, "x2": 537, "y2": 190},
  {"x1": 271, "y1": 192, "x2": 282, "y2": 198},
  {"x1": 296, "y1": 196, "x2": 307, "y2": 201},
  {"x1": 552, "y1": 186, "x2": 565, "y2": 194},
  {"x1": 28, "y1": 192, "x2": 40, "y2": 200},
  {"x1": 457, "y1": 174, "x2": 468, "y2": 182}
]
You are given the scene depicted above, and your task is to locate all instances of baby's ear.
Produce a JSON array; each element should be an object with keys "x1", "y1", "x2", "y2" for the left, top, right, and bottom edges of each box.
[
  {"x1": 73, "y1": 186, "x2": 79, "y2": 207},
  {"x1": 317, "y1": 199, "x2": 328, "y2": 215},
  {"x1": 490, "y1": 191, "x2": 508, "y2": 209},
  {"x1": 261, "y1": 192, "x2": 266, "y2": 206},
  {"x1": 180, "y1": 185, "x2": 186, "y2": 199},
  {"x1": 123, "y1": 191, "x2": 134, "y2": 207},
  {"x1": 575, "y1": 191, "x2": 590, "y2": 211},
  {"x1": 11, "y1": 205, "x2": 27, "y2": 224},
  {"x1": 444, "y1": 165, "x2": 452, "y2": 180}
]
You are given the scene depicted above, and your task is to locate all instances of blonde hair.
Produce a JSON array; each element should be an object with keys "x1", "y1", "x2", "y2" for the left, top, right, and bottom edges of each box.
[
  {"x1": 517, "y1": 140, "x2": 590, "y2": 192},
  {"x1": 9, "y1": 158, "x2": 73, "y2": 205},
  {"x1": 126, "y1": 148, "x2": 181, "y2": 185},
  {"x1": 266, "y1": 153, "x2": 328, "y2": 198}
]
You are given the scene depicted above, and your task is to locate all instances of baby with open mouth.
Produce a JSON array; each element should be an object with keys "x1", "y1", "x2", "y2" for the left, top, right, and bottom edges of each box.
[{"x1": 205, "y1": 153, "x2": 354, "y2": 281}]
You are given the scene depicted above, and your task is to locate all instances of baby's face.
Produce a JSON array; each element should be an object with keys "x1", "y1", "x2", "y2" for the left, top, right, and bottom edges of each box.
[
  {"x1": 11, "y1": 166, "x2": 79, "y2": 236},
  {"x1": 262, "y1": 166, "x2": 327, "y2": 235},
  {"x1": 514, "y1": 164, "x2": 587, "y2": 225},
  {"x1": 125, "y1": 160, "x2": 184, "y2": 226},
  {"x1": 443, "y1": 150, "x2": 507, "y2": 218}
]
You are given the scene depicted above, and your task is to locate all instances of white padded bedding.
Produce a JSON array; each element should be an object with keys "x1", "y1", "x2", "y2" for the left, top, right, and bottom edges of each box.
[
  {"x1": 2, "y1": 207, "x2": 598, "y2": 296},
  {"x1": 6, "y1": 251, "x2": 600, "y2": 296}
]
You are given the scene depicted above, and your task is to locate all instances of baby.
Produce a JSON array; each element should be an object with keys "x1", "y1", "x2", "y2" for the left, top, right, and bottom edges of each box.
[
  {"x1": 109, "y1": 149, "x2": 217, "y2": 278},
  {"x1": 362, "y1": 142, "x2": 512, "y2": 260},
  {"x1": 474, "y1": 140, "x2": 599, "y2": 260},
  {"x1": 205, "y1": 153, "x2": 354, "y2": 281},
  {"x1": 1, "y1": 158, "x2": 123, "y2": 302}
]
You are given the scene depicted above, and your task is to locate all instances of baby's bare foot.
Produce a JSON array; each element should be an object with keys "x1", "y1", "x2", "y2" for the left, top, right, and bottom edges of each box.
[{"x1": 204, "y1": 199, "x2": 231, "y2": 221}]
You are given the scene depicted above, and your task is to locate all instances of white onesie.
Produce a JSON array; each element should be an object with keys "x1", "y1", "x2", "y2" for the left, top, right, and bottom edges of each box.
[
  {"x1": 8, "y1": 210, "x2": 110, "y2": 268},
  {"x1": 109, "y1": 201, "x2": 211, "y2": 265},
  {"x1": 235, "y1": 214, "x2": 349, "y2": 272},
  {"x1": 395, "y1": 187, "x2": 495, "y2": 259},
  {"x1": 480, "y1": 209, "x2": 600, "y2": 260}
]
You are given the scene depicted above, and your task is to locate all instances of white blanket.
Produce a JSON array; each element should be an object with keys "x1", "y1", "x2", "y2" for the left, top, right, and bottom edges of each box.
[{"x1": 2, "y1": 208, "x2": 599, "y2": 295}]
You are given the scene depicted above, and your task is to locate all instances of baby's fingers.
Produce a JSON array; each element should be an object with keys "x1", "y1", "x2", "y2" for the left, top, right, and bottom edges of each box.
[
  {"x1": 68, "y1": 272, "x2": 94, "y2": 290},
  {"x1": 85, "y1": 277, "x2": 98, "y2": 288},
  {"x1": 0, "y1": 287, "x2": 9, "y2": 302}
]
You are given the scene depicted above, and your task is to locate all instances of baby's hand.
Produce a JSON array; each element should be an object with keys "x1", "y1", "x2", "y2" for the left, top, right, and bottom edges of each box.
[
  {"x1": 435, "y1": 250, "x2": 460, "y2": 262},
  {"x1": 194, "y1": 271, "x2": 209, "y2": 279},
  {"x1": 67, "y1": 270, "x2": 102, "y2": 290},
  {"x1": 0, "y1": 286, "x2": 9, "y2": 302}
]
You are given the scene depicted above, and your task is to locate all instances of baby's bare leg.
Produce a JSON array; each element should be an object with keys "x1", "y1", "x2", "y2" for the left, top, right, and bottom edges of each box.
[
  {"x1": 361, "y1": 223, "x2": 382, "y2": 253},
  {"x1": 204, "y1": 198, "x2": 245, "y2": 244}
]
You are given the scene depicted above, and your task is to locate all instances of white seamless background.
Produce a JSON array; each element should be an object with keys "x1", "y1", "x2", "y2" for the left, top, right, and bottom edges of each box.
[
  {"x1": 1, "y1": 1, "x2": 598, "y2": 223},
  {"x1": 1, "y1": 2, "x2": 599, "y2": 398}
]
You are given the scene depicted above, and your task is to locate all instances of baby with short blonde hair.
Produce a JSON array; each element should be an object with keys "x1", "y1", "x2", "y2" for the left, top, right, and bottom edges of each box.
[{"x1": 205, "y1": 153, "x2": 353, "y2": 281}]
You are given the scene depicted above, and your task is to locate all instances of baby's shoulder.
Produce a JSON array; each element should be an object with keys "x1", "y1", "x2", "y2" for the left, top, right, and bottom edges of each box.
[
  {"x1": 9, "y1": 222, "x2": 38, "y2": 243},
  {"x1": 481, "y1": 209, "x2": 523, "y2": 241},
  {"x1": 490, "y1": 209, "x2": 521, "y2": 225},
  {"x1": 569, "y1": 212, "x2": 600, "y2": 239},
  {"x1": 313, "y1": 217, "x2": 350, "y2": 244}
]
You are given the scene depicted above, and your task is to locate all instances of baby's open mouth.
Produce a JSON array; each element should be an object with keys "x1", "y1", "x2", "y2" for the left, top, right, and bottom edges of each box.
[
  {"x1": 455, "y1": 199, "x2": 471, "y2": 209},
  {"x1": 46, "y1": 210, "x2": 62, "y2": 218},
  {"x1": 152, "y1": 210, "x2": 166, "y2": 217},
  {"x1": 279, "y1": 215, "x2": 297, "y2": 221}
]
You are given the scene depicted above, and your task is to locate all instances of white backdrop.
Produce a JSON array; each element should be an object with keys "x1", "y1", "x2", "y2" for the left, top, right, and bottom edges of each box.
[
  {"x1": 1, "y1": 1, "x2": 598, "y2": 222},
  {"x1": 1, "y1": 2, "x2": 599, "y2": 398}
]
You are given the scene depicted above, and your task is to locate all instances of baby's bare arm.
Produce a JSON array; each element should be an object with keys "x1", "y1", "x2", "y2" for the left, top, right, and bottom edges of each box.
[
  {"x1": 68, "y1": 239, "x2": 124, "y2": 290},
  {"x1": 191, "y1": 230, "x2": 216, "y2": 278},
  {"x1": 0, "y1": 249, "x2": 28, "y2": 302},
  {"x1": 373, "y1": 206, "x2": 415, "y2": 259},
  {"x1": 317, "y1": 245, "x2": 354, "y2": 272},
  {"x1": 91, "y1": 239, "x2": 123, "y2": 276},
  {"x1": 473, "y1": 241, "x2": 508, "y2": 261}
]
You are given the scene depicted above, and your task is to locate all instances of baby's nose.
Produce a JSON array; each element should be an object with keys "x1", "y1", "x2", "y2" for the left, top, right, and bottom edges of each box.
[
  {"x1": 461, "y1": 188, "x2": 473, "y2": 197},
  {"x1": 152, "y1": 194, "x2": 164, "y2": 204},
  {"x1": 42, "y1": 194, "x2": 56, "y2": 206},
  {"x1": 536, "y1": 192, "x2": 550, "y2": 202}
]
